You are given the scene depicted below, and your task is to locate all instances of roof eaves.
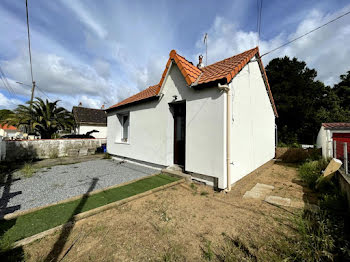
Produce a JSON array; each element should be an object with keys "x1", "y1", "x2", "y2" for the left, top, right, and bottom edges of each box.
[{"x1": 255, "y1": 51, "x2": 278, "y2": 117}]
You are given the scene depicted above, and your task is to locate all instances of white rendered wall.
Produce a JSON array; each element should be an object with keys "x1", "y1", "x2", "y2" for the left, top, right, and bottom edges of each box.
[
  {"x1": 107, "y1": 64, "x2": 226, "y2": 188},
  {"x1": 77, "y1": 125, "x2": 107, "y2": 138},
  {"x1": 316, "y1": 126, "x2": 329, "y2": 158},
  {"x1": 229, "y1": 60, "x2": 276, "y2": 184},
  {"x1": 316, "y1": 127, "x2": 350, "y2": 158}
]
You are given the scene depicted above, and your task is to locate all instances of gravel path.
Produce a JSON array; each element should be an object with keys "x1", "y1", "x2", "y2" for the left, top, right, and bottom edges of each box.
[{"x1": 0, "y1": 159, "x2": 158, "y2": 217}]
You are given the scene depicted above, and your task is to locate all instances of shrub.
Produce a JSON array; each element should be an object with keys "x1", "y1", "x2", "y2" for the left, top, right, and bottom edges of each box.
[
  {"x1": 103, "y1": 153, "x2": 112, "y2": 159},
  {"x1": 298, "y1": 158, "x2": 330, "y2": 189},
  {"x1": 20, "y1": 163, "x2": 36, "y2": 178},
  {"x1": 285, "y1": 210, "x2": 335, "y2": 262}
]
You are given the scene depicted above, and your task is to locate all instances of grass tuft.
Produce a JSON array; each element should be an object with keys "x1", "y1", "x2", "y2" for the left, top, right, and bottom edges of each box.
[
  {"x1": 103, "y1": 153, "x2": 112, "y2": 159},
  {"x1": 20, "y1": 163, "x2": 36, "y2": 178},
  {"x1": 298, "y1": 158, "x2": 329, "y2": 189}
]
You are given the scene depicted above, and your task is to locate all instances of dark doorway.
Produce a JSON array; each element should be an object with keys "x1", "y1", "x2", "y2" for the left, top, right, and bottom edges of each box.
[{"x1": 173, "y1": 102, "x2": 186, "y2": 167}]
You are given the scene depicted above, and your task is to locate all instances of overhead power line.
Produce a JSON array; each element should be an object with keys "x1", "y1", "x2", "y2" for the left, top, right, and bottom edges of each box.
[
  {"x1": 0, "y1": 65, "x2": 19, "y2": 99},
  {"x1": 16, "y1": 81, "x2": 53, "y2": 102},
  {"x1": 260, "y1": 9, "x2": 350, "y2": 58}
]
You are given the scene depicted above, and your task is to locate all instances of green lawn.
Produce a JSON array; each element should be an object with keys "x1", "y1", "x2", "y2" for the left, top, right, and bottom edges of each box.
[{"x1": 0, "y1": 174, "x2": 179, "y2": 245}]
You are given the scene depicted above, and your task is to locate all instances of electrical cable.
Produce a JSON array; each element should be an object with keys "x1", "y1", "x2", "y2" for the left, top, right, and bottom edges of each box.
[{"x1": 260, "y1": 9, "x2": 350, "y2": 57}]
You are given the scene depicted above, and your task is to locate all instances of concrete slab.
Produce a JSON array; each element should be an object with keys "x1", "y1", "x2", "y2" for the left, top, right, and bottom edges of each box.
[
  {"x1": 243, "y1": 183, "x2": 275, "y2": 200},
  {"x1": 265, "y1": 195, "x2": 291, "y2": 207},
  {"x1": 255, "y1": 183, "x2": 275, "y2": 190},
  {"x1": 243, "y1": 190, "x2": 262, "y2": 199}
]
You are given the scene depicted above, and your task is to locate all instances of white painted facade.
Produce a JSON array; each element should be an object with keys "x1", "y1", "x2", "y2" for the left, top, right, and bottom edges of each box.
[
  {"x1": 76, "y1": 125, "x2": 107, "y2": 138},
  {"x1": 229, "y1": 61, "x2": 276, "y2": 183},
  {"x1": 107, "y1": 59, "x2": 276, "y2": 189},
  {"x1": 316, "y1": 126, "x2": 350, "y2": 158},
  {"x1": 0, "y1": 128, "x2": 22, "y2": 138}
]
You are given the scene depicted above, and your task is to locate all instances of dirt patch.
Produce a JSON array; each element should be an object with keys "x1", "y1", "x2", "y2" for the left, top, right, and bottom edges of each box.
[{"x1": 21, "y1": 162, "x2": 315, "y2": 261}]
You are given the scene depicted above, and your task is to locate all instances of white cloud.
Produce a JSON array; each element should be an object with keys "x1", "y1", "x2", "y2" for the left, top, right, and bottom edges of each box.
[
  {"x1": 60, "y1": 0, "x2": 107, "y2": 38},
  {"x1": 0, "y1": 93, "x2": 22, "y2": 109},
  {"x1": 93, "y1": 59, "x2": 111, "y2": 79},
  {"x1": 196, "y1": 6, "x2": 350, "y2": 86}
]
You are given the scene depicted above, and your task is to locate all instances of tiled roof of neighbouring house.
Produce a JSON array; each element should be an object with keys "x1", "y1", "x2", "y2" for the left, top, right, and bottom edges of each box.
[
  {"x1": 322, "y1": 123, "x2": 350, "y2": 130},
  {"x1": 108, "y1": 47, "x2": 277, "y2": 116},
  {"x1": 0, "y1": 124, "x2": 17, "y2": 130},
  {"x1": 72, "y1": 106, "x2": 107, "y2": 125}
]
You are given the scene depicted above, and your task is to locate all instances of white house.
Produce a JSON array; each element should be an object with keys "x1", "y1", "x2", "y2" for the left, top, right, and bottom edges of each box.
[
  {"x1": 106, "y1": 47, "x2": 278, "y2": 190},
  {"x1": 0, "y1": 124, "x2": 22, "y2": 139},
  {"x1": 316, "y1": 123, "x2": 350, "y2": 158},
  {"x1": 72, "y1": 106, "x2": 107, "y2": 138}
]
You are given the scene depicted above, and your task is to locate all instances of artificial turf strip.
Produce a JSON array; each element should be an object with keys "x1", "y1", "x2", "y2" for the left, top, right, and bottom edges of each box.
[{"x1": 0, "y1": 174, "x2": 179, "y2": 244}]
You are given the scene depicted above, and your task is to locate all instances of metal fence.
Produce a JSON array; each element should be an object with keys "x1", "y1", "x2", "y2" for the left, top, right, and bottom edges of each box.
[{"x1": 333, "y1": 140, "x2": 349, "y2": 174}]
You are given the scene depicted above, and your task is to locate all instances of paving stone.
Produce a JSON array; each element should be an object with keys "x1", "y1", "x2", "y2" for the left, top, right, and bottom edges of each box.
[
  {"x1": 255, "y1": 183, "x2": 274, "y2": 190},
  {"x1": 265, "y1": 195, "x2": 291, "y2": 207},
  {"x1": 243, "y1": 183, "x2": 275, "y2": 200},
  {"x1": 243, "y1": 190, "x2": 262, "y2": 199}
]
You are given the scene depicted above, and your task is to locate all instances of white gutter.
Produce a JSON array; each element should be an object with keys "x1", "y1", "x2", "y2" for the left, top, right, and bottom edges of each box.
[{"x1": 218, "y1": 83, "x2": 231, "y2": 191}]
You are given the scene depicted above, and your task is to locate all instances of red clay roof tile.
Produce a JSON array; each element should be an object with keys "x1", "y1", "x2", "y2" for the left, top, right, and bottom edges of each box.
[
  {"x1": 0, "y1": 124, "x2": 17, "y2": 131},
  {"x1": 322, "y1": 123, "x2": 350, "y2": 129},
  {"x1": 108, "y1": 47, "x2": 277, "y2": 117}
]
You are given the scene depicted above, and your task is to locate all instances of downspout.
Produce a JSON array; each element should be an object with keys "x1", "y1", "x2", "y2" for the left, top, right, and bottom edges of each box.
[{"x1": 218, "y1": 83, "x2": 231, "y2": 191}]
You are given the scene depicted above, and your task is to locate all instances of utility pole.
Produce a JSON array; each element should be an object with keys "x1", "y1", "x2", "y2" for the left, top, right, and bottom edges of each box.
[
  {"x1": 30, "y1": 81, "x2": 36, "y2": 104},
  {"x1": 26, "y1": 0, "x2": 35, "y2": 134},
  {"x1": 26, "y1": 0, "x2": 35, "y2": 107}
]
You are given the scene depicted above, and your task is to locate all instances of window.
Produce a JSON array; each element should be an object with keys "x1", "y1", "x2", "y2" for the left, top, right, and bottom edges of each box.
[{"x1": 121, "y1": 114, "x2": 129, "y2": 142}]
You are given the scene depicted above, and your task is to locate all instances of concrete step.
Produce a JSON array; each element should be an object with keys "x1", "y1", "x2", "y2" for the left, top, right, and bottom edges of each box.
[{"x1": 161, "y1": 169, "x2": 192, "y2": 182}]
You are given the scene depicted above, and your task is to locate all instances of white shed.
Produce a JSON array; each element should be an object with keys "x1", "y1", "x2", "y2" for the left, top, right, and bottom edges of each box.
[
  {"x1": 106, "y1": 47, "x2": 278, "y2": 190},
  {"x1": 316, "y1": 123, "x2": 350, "y2": 158}
]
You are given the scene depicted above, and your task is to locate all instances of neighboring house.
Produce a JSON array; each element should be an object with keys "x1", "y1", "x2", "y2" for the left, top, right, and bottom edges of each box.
[
  {"x1": 106, "y1": 47, "x2": 278, "y2": 190},
  {"x1": 72, "y1": 106, "x2": 107, "y2": 138},
  {"x1": 0, "y1": 124, "x2": 22, "y2": 138},
  {"x1": 316, "y1": 123, "x2": 350, "y2": 158}
]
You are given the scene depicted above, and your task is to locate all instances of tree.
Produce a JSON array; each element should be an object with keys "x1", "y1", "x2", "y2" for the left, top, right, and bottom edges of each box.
[
  {"x1": 333, "y1": 71, "x2": 350, "y2": 111},
  {"x1": 3, "y1": 98, "x2": 74, "y2": 139},
  {"x1": 0, "y1": 109, "x2": 12, "y2": 122},
  {"x1": 266, "y1": 57, "x2": 350, "y2": 144}
]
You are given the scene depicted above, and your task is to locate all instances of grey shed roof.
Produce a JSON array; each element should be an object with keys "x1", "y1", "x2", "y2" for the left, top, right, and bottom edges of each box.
[{"x1": 72, "y1": 106, "x2": 107, "y2": 126}]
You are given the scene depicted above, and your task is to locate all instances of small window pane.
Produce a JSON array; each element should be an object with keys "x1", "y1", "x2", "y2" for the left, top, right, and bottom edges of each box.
[{"x1": 122, "y1": 115, "x2": 129, "y2": 142}]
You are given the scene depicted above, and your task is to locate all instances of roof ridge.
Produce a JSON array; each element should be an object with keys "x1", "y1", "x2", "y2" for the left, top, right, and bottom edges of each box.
[
  {"x1": 203, "y1": 46, "x2": 258, "y2": 69},
  {"x1": 73, "y1": 106, "x2": 104, "y2": 110}
]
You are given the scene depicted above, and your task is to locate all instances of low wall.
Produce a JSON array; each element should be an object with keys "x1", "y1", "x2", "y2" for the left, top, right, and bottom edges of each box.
[
  {"x1": 336, "y1": 171, "x2": 350, "y2": 210},
  {"x1": 4, "y1": 138, "x2": 106, "y2": 161}
]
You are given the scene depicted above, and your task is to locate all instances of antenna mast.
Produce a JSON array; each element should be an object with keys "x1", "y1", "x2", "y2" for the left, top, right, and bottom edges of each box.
[{"x1": 204, "y1": 33, "x2": 208, "y2": 66}]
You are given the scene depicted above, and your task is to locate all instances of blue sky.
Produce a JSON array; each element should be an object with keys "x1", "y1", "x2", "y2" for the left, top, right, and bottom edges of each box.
[{"x1": 0, "y1": 0, "x2": 349, "y2": 109}]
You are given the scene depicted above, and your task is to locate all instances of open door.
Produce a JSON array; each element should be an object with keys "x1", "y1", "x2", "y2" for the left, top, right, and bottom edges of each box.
[{"x1": 173, "y1": 102, "x2": 186, "y2": 167}]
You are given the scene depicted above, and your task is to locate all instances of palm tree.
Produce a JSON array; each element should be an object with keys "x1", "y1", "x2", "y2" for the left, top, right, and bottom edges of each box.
[{"x1": 3, "y1": 98, "x2": 75, "y2": 139}]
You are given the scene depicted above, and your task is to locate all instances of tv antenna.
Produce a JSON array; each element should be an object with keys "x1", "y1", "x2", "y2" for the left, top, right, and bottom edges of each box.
[{"x1": 203, "y1": 33, "x2": 208, "y2": 66}]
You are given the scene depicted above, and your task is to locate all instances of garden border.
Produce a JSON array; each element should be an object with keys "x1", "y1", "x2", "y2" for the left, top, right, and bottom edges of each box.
[{"x1": 12, "y1": 177, "x2": 184, "y2": 248}]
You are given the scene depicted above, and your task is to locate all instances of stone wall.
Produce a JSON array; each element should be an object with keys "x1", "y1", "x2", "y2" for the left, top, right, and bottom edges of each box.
[{"x1": 4, "y1": 138, "x2": 106, "y2": 161}]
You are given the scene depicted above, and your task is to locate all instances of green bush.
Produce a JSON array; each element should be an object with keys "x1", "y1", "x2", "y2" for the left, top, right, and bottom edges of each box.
[{"x1": 298, "y1": 158, "x2": 330, "y2": 189}]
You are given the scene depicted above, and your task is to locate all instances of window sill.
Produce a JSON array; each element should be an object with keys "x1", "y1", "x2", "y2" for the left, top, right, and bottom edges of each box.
[{"x1": 115, "y1": 141, "x2": 130, "y2": 145}]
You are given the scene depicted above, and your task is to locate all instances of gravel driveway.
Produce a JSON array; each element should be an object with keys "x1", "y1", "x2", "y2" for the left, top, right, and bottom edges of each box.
[{"x1": 0, "y1": 159, "x2": 158, "y2": 217}]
